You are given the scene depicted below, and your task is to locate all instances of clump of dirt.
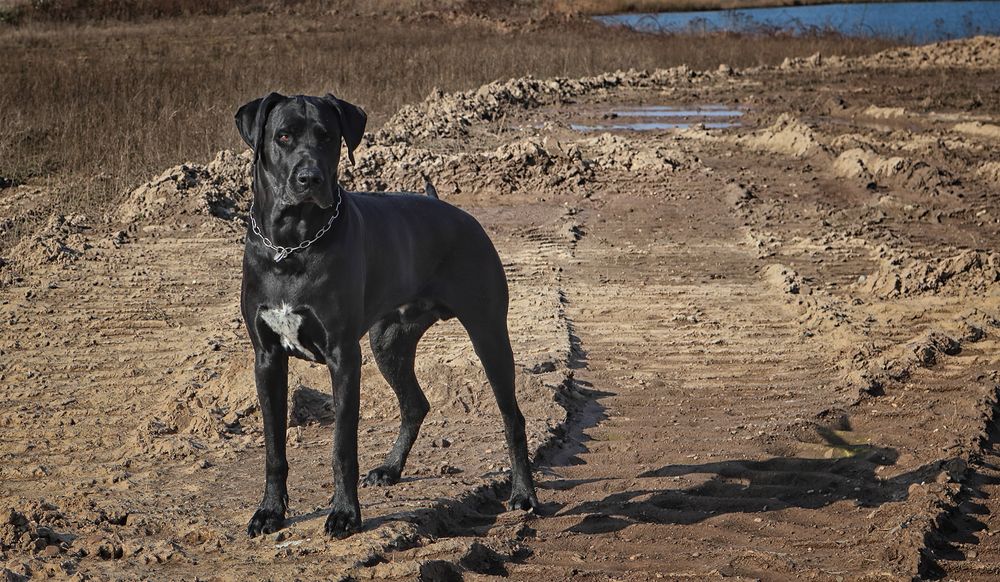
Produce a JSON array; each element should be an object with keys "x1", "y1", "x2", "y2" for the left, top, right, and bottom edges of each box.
[
  {"x1": 761, "y1": 263, "x2": 802, "y2": 294},
  {"x1": 137, "y1": 357, "x2": 257, "y2": 456},
  {"x1": 777, "y1": 51, "x2": 832, "y2": 71},
  {"x1": 1, "y1": 498, "x2": 137, "y2": 581},
  {"x1": 833, "y1": 148, "x2": 956, "y2": 194},
  {"x1": 953, "y1": 122, "x2": 1000, "y2": 140},
  {"x1": 117, "y1": 150, "x2": 251, "y2": 223},
  {"x1": 859, "y1": 36, "x2": 1000, "y2": 69},
  {"x1": 10, "y1": 213, "x2": 91, "y2": 268},
  {"x1": 908, "y1": 331, "x2": 961, "y2": 367},
  {"x1": 737, "y1": 114, "x2": 823, "y2": 158},
  {"x1": 862, "y1": 105, "x2": 908, "y2": 119},
  {"x1": 844, "y1": 312, "x2": 994, "y2": 399},
  {"x1": 860, "y1": 250, "x2": 1000, "y2": 298},
  {"x1": 578, "y1": 133, "x2": 695, "y2": 173},
  {"x1": 977, "y1": 161, "x2": 1000, "y2": 186}
]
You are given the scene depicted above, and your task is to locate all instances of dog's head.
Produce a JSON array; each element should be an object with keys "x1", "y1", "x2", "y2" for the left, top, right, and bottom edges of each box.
[{"x1": 236, "y1": 93, "x2": 367, "y2": 208}]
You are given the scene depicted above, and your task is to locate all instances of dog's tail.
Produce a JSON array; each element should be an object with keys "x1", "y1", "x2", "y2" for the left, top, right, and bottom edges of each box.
[{"x1": 421, "y1": 173, "x2": 439, "y2": 200}]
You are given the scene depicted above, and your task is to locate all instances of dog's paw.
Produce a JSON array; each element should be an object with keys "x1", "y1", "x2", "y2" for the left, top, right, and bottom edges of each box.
[
  {"x1": 324, "y1": 505, "x2": 361, "y2": 537},
  {"x1": 508, "y1": 490, "x2": 540, "y2": 514},
  {"x1": 362, "y1": 466, "x2": 401, "y2": 487},
  {"x1": 247, "y1": 507, "x2": 285, "y2": 538}
]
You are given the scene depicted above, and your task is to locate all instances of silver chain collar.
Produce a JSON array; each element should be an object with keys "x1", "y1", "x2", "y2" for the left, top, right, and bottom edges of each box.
[{"x1": 248, "y1": 186, "x2": 343, "y2": 262}]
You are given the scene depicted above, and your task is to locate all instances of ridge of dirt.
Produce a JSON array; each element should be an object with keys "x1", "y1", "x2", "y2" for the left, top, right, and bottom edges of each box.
[
  {"x1": 860, "y1": 250, "x2": 1000, "y2": 299},
  {"x1": 855, "y1": 35, "x2": 1000, "y2": 69},
  {"x1": 375, "y1": 67, "x2": 704, "y2": 143}
]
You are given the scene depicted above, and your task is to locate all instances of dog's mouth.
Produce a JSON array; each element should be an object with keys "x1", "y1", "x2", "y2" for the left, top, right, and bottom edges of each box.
[{"x1": 281, "y1": 184, "x2": 336, "y2": 209}]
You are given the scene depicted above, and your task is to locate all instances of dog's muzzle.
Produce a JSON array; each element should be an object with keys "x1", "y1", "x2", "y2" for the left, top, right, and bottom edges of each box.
[{"x1": 288, "y1": 167, "x2": 336, "y2": 208}]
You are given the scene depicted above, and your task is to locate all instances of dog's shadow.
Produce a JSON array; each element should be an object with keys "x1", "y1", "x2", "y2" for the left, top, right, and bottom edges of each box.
[{"x1": 559, "y1": 427, "x2": 959, "y2": 535}]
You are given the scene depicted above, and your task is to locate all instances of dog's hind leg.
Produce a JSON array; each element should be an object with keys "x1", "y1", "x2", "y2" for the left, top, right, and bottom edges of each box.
[
  {"x1": 457, "y1": 309, "x2": 539, "y2": 513},
  {"x1": 363, "y1": 311, "x2": 437, "y2": 487}
]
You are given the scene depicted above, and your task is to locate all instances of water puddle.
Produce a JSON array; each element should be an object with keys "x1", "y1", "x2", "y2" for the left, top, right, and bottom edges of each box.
[
  {"x1": 571, "y1": 121, "x2": 739, "y2": 131},
  {"x1": 570, "y1": 104, "x2": 744, "y2": 132}
]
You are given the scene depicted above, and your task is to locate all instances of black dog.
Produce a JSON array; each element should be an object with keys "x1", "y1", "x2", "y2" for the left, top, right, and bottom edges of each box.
[{"x1": 235, "y1": 93, "x2": 539, "y2": 537}]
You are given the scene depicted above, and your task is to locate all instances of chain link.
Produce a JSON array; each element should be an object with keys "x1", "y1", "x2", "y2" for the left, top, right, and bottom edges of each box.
[{"x1": 248, "y1": 186, "x2": 343, "y2": 262}]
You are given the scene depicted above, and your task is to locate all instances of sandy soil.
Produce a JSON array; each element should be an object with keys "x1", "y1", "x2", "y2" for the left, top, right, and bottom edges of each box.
[{"x1": 2, "y1": 35, "x2": 1000, "y2": 581}]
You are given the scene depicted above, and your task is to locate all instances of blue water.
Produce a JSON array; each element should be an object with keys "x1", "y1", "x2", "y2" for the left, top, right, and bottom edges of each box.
[{"x1": 597, "y1": 1, "x2": 1000, "y2": 43}]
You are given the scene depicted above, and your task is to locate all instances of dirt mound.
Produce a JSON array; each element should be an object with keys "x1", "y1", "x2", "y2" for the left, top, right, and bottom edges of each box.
[
  {"x1": 860, "y1": 250, "x2": 1000, "y2": 298},
  {"x1": 953, "y1": 121, "x2": 1000, "y2": 140},
  {"x1": 117, "y1": 150, "x2": 251, "y2": 223},
  {"x1": 344, "y1": 134, "x2": 695, "y2": 196},
  {"x1": 9, "y1": 213, "x2": 92, "y2": 269},
  {"x1": 342, "y1": 138, "x2": 586, "y2": 197},
  {"x1": 737, "y1": 114, "x2": 823, "y2": 158},
  {"x1": 833, "y1": 148, "x2": 956, "y2": 194},
  {"x1": 978, "y1": 161, "x2": 1000, "y2": 186},
  {"x1": 859, "y1": 35, "x2": 1000, "y2": 69}
]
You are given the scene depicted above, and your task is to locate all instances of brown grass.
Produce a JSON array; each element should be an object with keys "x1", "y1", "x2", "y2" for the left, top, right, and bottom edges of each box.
[{"x1": 0, "y1": 12, "x2": 896, "y2": 225}]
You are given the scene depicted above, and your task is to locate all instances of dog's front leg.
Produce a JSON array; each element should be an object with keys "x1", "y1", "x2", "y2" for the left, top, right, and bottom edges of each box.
[
  {"x1": 247, "y1": 348, "x2": 290, "y2": 537},
  {"x1": 324, "y1": 342, "x2": 363, "y2": 536}
]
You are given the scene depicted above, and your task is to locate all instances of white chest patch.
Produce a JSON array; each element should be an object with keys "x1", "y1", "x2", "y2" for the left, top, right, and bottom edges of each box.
[{"x1": 260, "y1": 304, "x2": 319, "y2": 361}]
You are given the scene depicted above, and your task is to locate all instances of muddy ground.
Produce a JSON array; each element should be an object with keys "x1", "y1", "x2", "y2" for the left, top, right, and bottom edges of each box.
[{"x1": 3, "y1": 36, "x2": 1000, "y2": 581}]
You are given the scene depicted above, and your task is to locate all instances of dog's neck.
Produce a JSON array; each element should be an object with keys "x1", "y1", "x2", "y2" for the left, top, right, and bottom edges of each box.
[{"x1": 249, "y1": 175, "x2": 345, "y2": 252}]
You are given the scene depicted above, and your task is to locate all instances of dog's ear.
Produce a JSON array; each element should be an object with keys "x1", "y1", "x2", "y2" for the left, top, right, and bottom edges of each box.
[
  {"x1": 235, "y1": 92, "x2": 285, "y2": 155},
  {"x1": 324, "y1": 93, "x2": 367, "y2": 165}
]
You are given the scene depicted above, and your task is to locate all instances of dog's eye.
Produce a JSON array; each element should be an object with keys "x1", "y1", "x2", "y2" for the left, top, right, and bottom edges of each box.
[{"x1": 277, "y1": 133, "x2": 291, "y2": 145}]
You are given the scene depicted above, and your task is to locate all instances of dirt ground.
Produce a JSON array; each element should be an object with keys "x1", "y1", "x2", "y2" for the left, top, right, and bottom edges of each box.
[{"x1": 3, "y1": 35, "x2": 1000, "y2": 581}]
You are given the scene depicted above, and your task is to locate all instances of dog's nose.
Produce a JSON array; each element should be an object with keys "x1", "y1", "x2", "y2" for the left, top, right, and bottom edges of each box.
[{"x1": 295, "y1": 168, "x2": 323, "y2": 188}]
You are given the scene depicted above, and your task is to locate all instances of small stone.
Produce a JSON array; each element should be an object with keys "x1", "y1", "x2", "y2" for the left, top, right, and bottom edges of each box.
[{"x1": 41, "y1": 544, "x2": 61, "y2": 558}]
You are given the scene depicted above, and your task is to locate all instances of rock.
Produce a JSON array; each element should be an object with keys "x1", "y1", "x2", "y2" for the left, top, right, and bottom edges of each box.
[
  {"x1": 529, "y1": 360, "x2": 557, "y2": 374},
  {"x1": 762, "y1": 264, "x2": 802, "y2": 295}
]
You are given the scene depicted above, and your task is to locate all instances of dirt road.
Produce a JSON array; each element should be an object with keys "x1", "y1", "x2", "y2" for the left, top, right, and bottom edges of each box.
[{"x1": 3, "y1": 36, "x2": 1000, "y2": 580}]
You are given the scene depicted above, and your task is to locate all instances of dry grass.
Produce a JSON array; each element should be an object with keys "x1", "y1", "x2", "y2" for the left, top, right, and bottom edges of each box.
[{"x1": 0, "y1": 12, "x2": 896, "y2": 224}]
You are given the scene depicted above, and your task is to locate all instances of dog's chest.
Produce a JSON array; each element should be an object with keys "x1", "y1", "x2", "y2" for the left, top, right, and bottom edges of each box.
[{"x1": 259, "y1": 303, "x2": 320, "y2": 362}]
